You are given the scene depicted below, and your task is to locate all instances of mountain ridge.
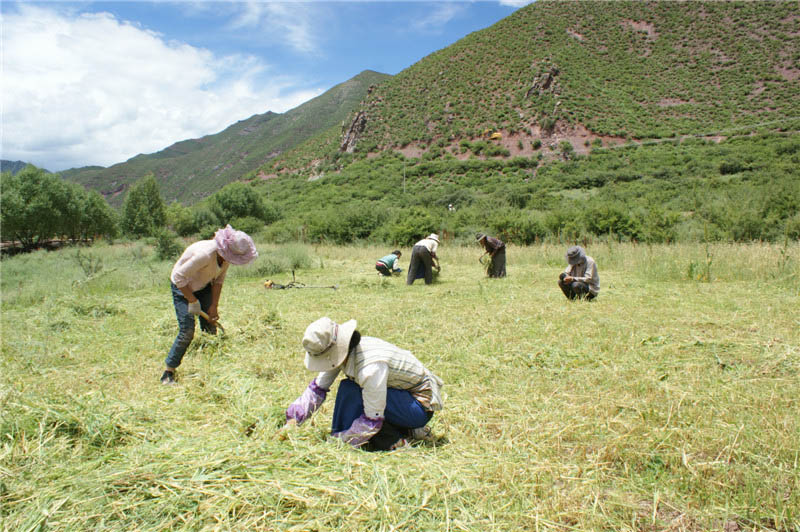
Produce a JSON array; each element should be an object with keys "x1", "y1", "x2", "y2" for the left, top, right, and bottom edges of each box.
[
  {"x1": 260, "y1": 0, "x2": 798, "y2": 178},
  {"x1": 60, "y1": 70, "x2": 390, "y2": 206}
]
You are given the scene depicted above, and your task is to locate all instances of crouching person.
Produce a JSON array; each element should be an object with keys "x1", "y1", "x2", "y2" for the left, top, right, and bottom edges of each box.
[
  {"x1": 283, "y1": 317, "x2": 444, "y2": 451},
  {"x1": 558, "y1": 245, "x2": 599, "y2": 300},
  {"x1": 375, "y1": 250, "x2": 402, "y2": 276}
]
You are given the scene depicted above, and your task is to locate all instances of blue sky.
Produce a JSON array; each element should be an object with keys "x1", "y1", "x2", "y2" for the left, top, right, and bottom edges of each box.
[{"x1": 1, "y1": 1, "x2": 529, "y2": 171}]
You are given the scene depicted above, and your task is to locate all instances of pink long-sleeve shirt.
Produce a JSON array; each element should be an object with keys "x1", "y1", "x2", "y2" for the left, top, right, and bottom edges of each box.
[{"x1": 170, "y1": 240, "x2": 229, "y2": 291}]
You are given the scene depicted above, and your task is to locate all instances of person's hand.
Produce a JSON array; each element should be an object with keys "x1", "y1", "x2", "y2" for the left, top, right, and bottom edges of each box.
[
  {"x1": 332, "y1": 414, "x2": 383, "y2": 447},
  {"x1": 563, "y1": 276, "x2": 573, "y2": 283},
  {"x1": 187, "y1": 300, "x2": 202, "y2": 315},
  {"x1": 207, "y1": 305, "x2": 219, "y2": 323},
  {"x1": 286, "y1": 379, "x2": 328, "y2": 425}
]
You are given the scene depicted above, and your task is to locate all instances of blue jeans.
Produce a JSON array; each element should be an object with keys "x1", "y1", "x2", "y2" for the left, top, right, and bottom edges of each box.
[
  {"x1": 165, "y1": 282, "x2": 216, "y2": 369},
  {"x1": 331, "y1": 378, "x2": 433, "y2": 450}
]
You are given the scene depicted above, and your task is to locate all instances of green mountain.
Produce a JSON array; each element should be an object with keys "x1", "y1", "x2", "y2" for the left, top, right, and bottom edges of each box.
[
  {"x1": 264, "y1": 0, "x2": 799, "y2": 176},
  {"x1": 60, "y1": 70, "x2": 390, "y2": 206},
  {"x1": 249, "y1": 0, "x2": 799, "y2": 244}
]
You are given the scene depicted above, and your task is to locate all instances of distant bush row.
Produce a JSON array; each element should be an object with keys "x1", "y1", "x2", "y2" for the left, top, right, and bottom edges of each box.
[
  {"x1": 4, "y1": 133, "x2": 797, "y2": 256},
  {"x1": 253, "y1": 132, "x2": 800, "y2": 245}
]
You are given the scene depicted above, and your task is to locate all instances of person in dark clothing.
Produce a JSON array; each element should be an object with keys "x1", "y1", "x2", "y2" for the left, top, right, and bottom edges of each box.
[
  {"x1": 406, "y1": 234, "x2": 440, "y2": 285},
  {"x1": 476, "y1": 233, "x2": 506, "y2": 278}
]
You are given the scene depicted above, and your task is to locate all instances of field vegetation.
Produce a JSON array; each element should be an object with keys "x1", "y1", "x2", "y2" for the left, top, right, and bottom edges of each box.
[
  {"x1": 2, "y1": 240, "x2": 798, "y2": 530},
  {"x1": 253, "y1": 131, "x2": 800, "y2": 245}
]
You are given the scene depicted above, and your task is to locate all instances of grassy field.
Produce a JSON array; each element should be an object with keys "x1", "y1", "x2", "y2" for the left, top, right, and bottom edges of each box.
[{"x1": 1, "y1": 241, "x2": 798, "y2": 531}]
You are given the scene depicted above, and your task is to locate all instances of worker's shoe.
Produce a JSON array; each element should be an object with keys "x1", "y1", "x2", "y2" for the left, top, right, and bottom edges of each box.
[
  {"x1": 160, "y1": 370, "x2": 176, "y2": 385},
  {"x1": 410, "y1": 426, "x2": 435, "y2": 442}
]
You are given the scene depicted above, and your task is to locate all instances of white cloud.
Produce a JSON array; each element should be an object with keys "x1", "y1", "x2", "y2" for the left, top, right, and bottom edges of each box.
[
  {"x1": 228, "y1": 1, "x2": 317, "y2": 54},
  {"x1": 497, "y1": 0, "x2": 535, "y2": 7},
  {"x1": 411, "y1": 3, "x2": 465, "y2": 32},
  {"x1": 1, "y1": 5, "x2": 321, "y2": 171}
]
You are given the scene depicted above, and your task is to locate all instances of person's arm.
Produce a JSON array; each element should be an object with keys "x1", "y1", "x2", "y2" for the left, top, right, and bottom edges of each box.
[
  {"x1": 563, "y1": 264, "x2": 574, "y2": 283},
  {"x1": 207, "y1": 282, "x2": 223, "y2": 322},
  {"x1": 572, "y1": 262, "x2": 595, "y2": 284},
  {"x1": 286, "y1": 369, "x2": 338, "y2": 425},
  {"x1": 178, "y1": 284, "x2": 198, "y2": 303},
  {"x1": 332, "y1": 363, "x2": 387, "y2": 447},
  {"x1": 488, "y1": 237, "x2": 503, "y2": 258}
]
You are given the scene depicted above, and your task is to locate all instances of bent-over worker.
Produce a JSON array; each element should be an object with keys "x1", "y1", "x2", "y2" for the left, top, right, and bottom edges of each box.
[
  {"x1": 161, "y1": 225, "x2": 258, "y2": 384},
  {"x1": 376, "y1": 250, "x2": 402, "y2": 276},
  {"x1": 283, "y1": 317, "x2": 444, "y2": 451},
  {"x1": 407, "y1": 233, "x2": 440, "y2": 285},
  {"x1": 476, "y1": 233, "x2": 506, "y2": 278}
]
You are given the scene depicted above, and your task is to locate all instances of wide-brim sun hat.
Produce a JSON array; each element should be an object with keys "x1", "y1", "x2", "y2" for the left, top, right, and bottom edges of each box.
[
  {"x1": 428, "y1": 233, "x2": 440, "y2": 242},
  {"x1": 214, "y1": 225, "x2": 258, "y2": 265},
  {"x1": 302, "y1": 317, "x2": 357, "y2": 372},
  {"x1": 565, "y1": 245, "x2": 586, "y2": 265},
  {"x1": 476, "y1": 232, "x2": 486, "y2": 241}
]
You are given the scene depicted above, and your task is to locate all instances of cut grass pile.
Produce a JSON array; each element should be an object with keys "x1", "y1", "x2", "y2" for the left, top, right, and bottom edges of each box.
[{"x1": 1, "y1": 241, "x2": 798, "y2": 530}]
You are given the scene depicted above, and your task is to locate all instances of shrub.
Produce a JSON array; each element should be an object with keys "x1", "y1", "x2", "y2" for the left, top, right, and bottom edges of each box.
[
  {"x1": 229, "y1": 216, "x2": 264, "y2": 236},
  {"x1": 307, "y1": 203, "x2": 381, "y2": 244},
  {"x1": 152, "y1": 227, "x2": 183, "y2": 261},
  {"x1": 719, "y1": 159, "x2": 749, "y2": 175},
  {"x1": 377, "y1": 207, "x2": 437, "y2": 246},
  {"x1": 166, "y1": 202, "x2": 197, "y2": 237}
]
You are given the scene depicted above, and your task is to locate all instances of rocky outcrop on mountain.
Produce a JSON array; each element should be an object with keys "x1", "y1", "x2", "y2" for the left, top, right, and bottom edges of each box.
[
  {"x1": 341, "y1": 111, "x2": 368, "y2": 153},
  {"x1": 526, "y1": 64, "x2": 561, "y2": 99}
]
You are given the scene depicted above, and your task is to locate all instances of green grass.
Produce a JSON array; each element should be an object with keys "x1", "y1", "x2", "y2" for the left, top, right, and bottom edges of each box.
[{"x1": 2, "y1": 242, "x2": 799, "y2": 530}]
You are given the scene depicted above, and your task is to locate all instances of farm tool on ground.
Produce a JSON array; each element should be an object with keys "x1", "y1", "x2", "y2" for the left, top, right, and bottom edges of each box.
[{"x1": 264, "y1": 270, "x2": 338, "y2": 291}]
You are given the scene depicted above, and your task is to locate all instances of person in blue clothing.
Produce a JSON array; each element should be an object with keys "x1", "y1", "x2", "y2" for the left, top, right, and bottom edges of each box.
[{"x1": 375, "y1": 250, "x2": 402, "y2": 276}]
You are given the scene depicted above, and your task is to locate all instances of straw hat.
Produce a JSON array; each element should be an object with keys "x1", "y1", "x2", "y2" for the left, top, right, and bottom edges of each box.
[
  {"x1": 427, "y1": 233, "x2": 440, "y2": 243},
  {"x1": 302, "y1": 317, "x2": 357, "y2": 372},
  {"x1": 214, "y1": 225, "x2": 258, "y2": 265},
  {"x1": 565, "y1": 245, "x2": 586, "y2": 265}
]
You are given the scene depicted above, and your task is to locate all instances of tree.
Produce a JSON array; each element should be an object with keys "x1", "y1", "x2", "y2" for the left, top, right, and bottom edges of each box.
[
  {"x1": 121, "y1": 174, "x2": 167, "y2": 237},
  {"x1": 166, "y1": 201, "x2": 197, "y2": 237},
  {"x1": 83, "y1": 190, "x2": 119, "y2": 239},
  {"x1": 210, "y1": 182, "x2": 280, "y2": 225},
  {"x1": 0, "y1": 166, "x2": 68, "y2": 250}
]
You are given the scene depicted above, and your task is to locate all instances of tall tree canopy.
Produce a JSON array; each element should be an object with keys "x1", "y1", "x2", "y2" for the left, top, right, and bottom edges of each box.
[
  {"x1": 121, "y1": 174, "x2": 167, "y2": 237},
  {"x1": 1, "y1": 165, "x2": 118, "y2": 250}
]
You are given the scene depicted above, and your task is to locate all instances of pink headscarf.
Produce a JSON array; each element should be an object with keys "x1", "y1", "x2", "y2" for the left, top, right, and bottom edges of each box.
[{"x1": 214, "y1": 225, "x2": 258, "y2": 265}]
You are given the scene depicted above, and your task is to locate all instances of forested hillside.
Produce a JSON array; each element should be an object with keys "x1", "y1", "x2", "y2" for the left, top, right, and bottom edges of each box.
[
  {"x1": 243, "y1": 0, "x2": 798, "y2": 244},
  {"x1": 60, "y1": 70, "x2": 390, "y2": 206},
  {"x1": 263, "y1": 1, "x2": 799, "y2": 176}
]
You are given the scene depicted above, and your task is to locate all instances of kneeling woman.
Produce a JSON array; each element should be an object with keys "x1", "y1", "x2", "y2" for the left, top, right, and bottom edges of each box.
[{"x1": 283, "y1": 317, "x2": 444, "y2": 450}]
